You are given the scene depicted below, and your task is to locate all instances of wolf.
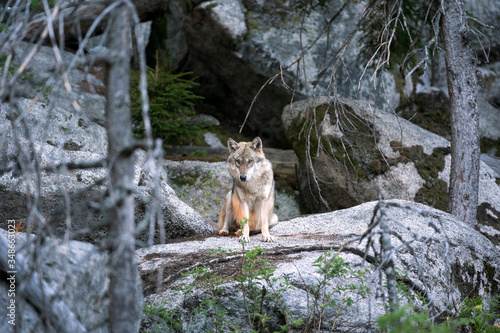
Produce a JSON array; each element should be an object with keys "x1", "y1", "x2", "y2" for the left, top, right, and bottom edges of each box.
[{"x1": 215, "y1": 137, "x2": 278, "y2": 242}]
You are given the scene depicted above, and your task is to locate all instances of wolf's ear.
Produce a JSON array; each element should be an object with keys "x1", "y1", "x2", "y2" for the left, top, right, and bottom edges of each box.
[
  {"x1": 228, "y1": 138, "x2": 238, "y2": 153},
  {"x1": 251, "y1": 137, "x2": 263, "y2": 153}
]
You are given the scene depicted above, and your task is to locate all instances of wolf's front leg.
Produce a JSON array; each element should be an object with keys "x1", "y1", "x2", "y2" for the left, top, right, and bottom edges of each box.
[
  {"x1": 219, "y1": 192, "x2": 232, "y2": 236},
  {"x1": 238, "y1": 203, "x2": 251, "y2": 243},
  {"x1": 260, "y1": 201, "x2": 275, "y2": 242},
  {"x1": 261, "y1": 221, "x2": 275, "y2": 242}
]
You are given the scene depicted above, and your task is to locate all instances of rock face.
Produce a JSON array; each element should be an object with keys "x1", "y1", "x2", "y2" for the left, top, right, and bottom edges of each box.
[
  {"x1": 396, "y1": 82, "x2": 500, "y2": 163},
  {"x1": 137, "y1": 200, "x2": 500, "y2": 332},
  {"x1": 158, "y1": 0, "x2": 398, "y2": 148},
  {"x1": 0, "y1": 41, "x2": 215, "y2": 245},
  {"x1": 281, "y1": 96, "x2": 500, "y2": 243},
  {"x1": 155, "y1": 0, "x2": 500, "y2": 151},
  {"x1": 0, "y1": 230, "x2": 143, "y2": 333}
]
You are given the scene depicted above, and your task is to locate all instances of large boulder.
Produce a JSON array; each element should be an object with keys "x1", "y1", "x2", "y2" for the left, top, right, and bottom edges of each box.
[
  {"x1": 0, "y1": 42, "x2": 214, "y2": 245},
  {"x1": 0, "y1": 134, "x2": 215, "y2": 245},
  {"x1": 281, "y1": 96, "x2": 500, "y2": 244},
  {"x1": 152, "y1": 0, "x2": 500, "y2": 150},
  {"x1": 137, "y1": 200, "x2": 500, "y2": 332},
  {"x1": 156, "y1": 0, "x2": 398, "y2": 148},
  {"x1": 0, "y1": 229, "x2": 143, "y2": 333},
  {"x1": 10, "y1": 41, "x2": 108, "y2": 126}
]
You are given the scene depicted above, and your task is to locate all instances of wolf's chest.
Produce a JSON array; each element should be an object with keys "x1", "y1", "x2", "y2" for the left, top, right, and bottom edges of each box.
[{"x1": 234, "y1": 183, "x2": 272, "y2": 203}]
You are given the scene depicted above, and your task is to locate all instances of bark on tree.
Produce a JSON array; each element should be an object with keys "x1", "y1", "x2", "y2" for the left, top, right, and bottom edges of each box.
[
  {"x1": 105, "y1": 3, "x2": 139, "y2": 332},
  {"x1": 442, "y1": 0, "x2": 480, "y2": 226}
]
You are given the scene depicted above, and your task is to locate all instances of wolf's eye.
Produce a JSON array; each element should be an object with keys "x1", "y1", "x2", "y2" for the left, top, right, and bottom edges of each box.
[
  {"x1": 235, "y1": 159, "x2": 240, "y2": 166},
  {"x1": 248, "y1": 159, "x2": 253, "y2": 165}
]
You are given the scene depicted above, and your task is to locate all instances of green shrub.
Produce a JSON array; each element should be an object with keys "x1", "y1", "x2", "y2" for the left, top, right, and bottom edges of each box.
[
  {"x1": 378, "y1": 296, "x2": 500, "y2": 333},
  {"x1": 455, "y1": 296, "x2": 500, "y2": 333},
  {"x1": 143, "y1": 300, "x2": 182, "y2": 332},
  {"x1": 130, "y1": 57, "x2": 204, "y2": 145},
  {"x1": 378, "y1": 305, "x2": 454, "y2": 333}
]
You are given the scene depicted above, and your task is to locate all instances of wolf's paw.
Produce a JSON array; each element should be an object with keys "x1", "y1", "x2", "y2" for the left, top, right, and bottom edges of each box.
[
  {"x1": 219, "y1": 229, "x2": 229, "y2": 236},
  {"x1": 262, "y1": 235, "x2": 275, "y2": 242},
  {"x1": 239, "y1": 235, "x2": 250, "y2": 243}
]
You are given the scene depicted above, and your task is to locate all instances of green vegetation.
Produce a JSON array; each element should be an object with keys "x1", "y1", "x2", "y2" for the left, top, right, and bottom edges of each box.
[
  {"x1": 305, "y1": 251, "x2": 371, "y2": 331},
  {"x1": 378, "y1": 305, "x2": 455, "y2": 333},
  {"x1": 130, "y1": 55, "x2": 205, "y2": 146},
  {"x1": 150, "y1": 241, "x2": 372, "y2": 332},
  {"x1": 235, "y1": 245, "x2": 291, "y2": 332},
  {"x1": 177, "y1": 265, "x2": 238, "y2": 332},
  {"x1": 378, "y1": 296, "x2": 500, "y2": 333},
  {"x1": 206, "y1": 247, "x2": 236, "y2": 256},
  {"x1": 143, "y1": 242, "x2": 500, "y2": 332},
  {"x1": 30, "y1": 0, "x2": 56, "y2": 9},
  {"x1": 143, "y1": 300, "x2": 182, "y2": 332},
  {"x1": 455, "y1": 296, "x2": 500, "y2": 333}
]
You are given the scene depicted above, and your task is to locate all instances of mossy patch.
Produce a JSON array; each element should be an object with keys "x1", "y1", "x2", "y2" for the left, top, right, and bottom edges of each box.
[
  {"x1": 389, "y1": 142, "x2": 449, "y2": 179},
  {"x1": 289, "y1": 102, "x2": 379, "y2": 180},
  {"x1": 63, "y1": 140, "x2": 82, "y2": 151},
  {"x1": 5, "y1": 110, "x2": 19, "y2": 121},
  {"x1": 78, "y1": 118, "x2": 87, "y2": 128},
  {"x1": 414, "y1": 179, "x2": 448, "y2": 211},
  {"x1": 396, "y1": 90, "x2": 451, "y2": 140},
  {"x1": 168, "y1": 173, "x2": 200, "y2": 187},
  {"x1": 484, "y1": 262, "x2": 499, "y2": 295},
  {"x1": 476, "y1": 202, "x2": 500, "y2": 246},
  {"x1": 480, "y1": 137, "x2": 500, "y2": 157},
  {"x1": 452, "y1": 259, "x2": 499, "y2": 298},
  {"x1": 289, "y1": 100, "x2": 451, "y2": 211},
  {"x1": 390, "y1": 141, "x2": 450, "y2": 211}
]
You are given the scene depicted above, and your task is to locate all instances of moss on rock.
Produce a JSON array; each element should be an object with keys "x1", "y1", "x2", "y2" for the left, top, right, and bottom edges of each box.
[
  {"x1": 288, "y1": 99, "x2": 452, "y2": 212},
  {"x1": 476, "y1": 202, "x2": 500, "y2": 247},
  {"x1": 396, "y1": 90, "x2": 451, "y2": 140},
  {"x1": 389, "y1": 141, "x2": 450, "y2": 211},
  {"x1": 480, "y1": 137, "x2": 500, "y2": 157},
  {"x1": 289, "y1": 102, "x2": 379, "y2": 180}
]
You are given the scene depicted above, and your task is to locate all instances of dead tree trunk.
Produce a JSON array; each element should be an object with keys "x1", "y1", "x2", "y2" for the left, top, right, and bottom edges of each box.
[
  {"x1": 442, "y1": 0, "x2": 480, "y2": 227},
  {"x1": 105, "y1": 3, "x2": 139, "y2": 332}
]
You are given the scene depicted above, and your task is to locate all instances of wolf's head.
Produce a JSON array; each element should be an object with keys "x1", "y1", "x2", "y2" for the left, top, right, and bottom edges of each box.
[{"x1": 227, "y1": 137, "x2": 265, "y2": 182}]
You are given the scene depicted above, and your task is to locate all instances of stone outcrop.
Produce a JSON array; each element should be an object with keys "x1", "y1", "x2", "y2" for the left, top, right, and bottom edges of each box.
[
  {"x1": 154, "y1": 0, "x2": 500, "y2": 151},
  {"x1": 0, "y1": 42, "x2": 214, "y2": 245},
  {"x1": 157, "y1": 0, "x2": 399, "y2": 148},
  {"x1": 137, "y1": 200, "x2": 500, "y2": 332},
  {"x1": 281, "y1": 96, "x2": 500, "y2": 243},
  {"x1": 0, "y1": 229, "x2": 143, "y2": 333}
]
